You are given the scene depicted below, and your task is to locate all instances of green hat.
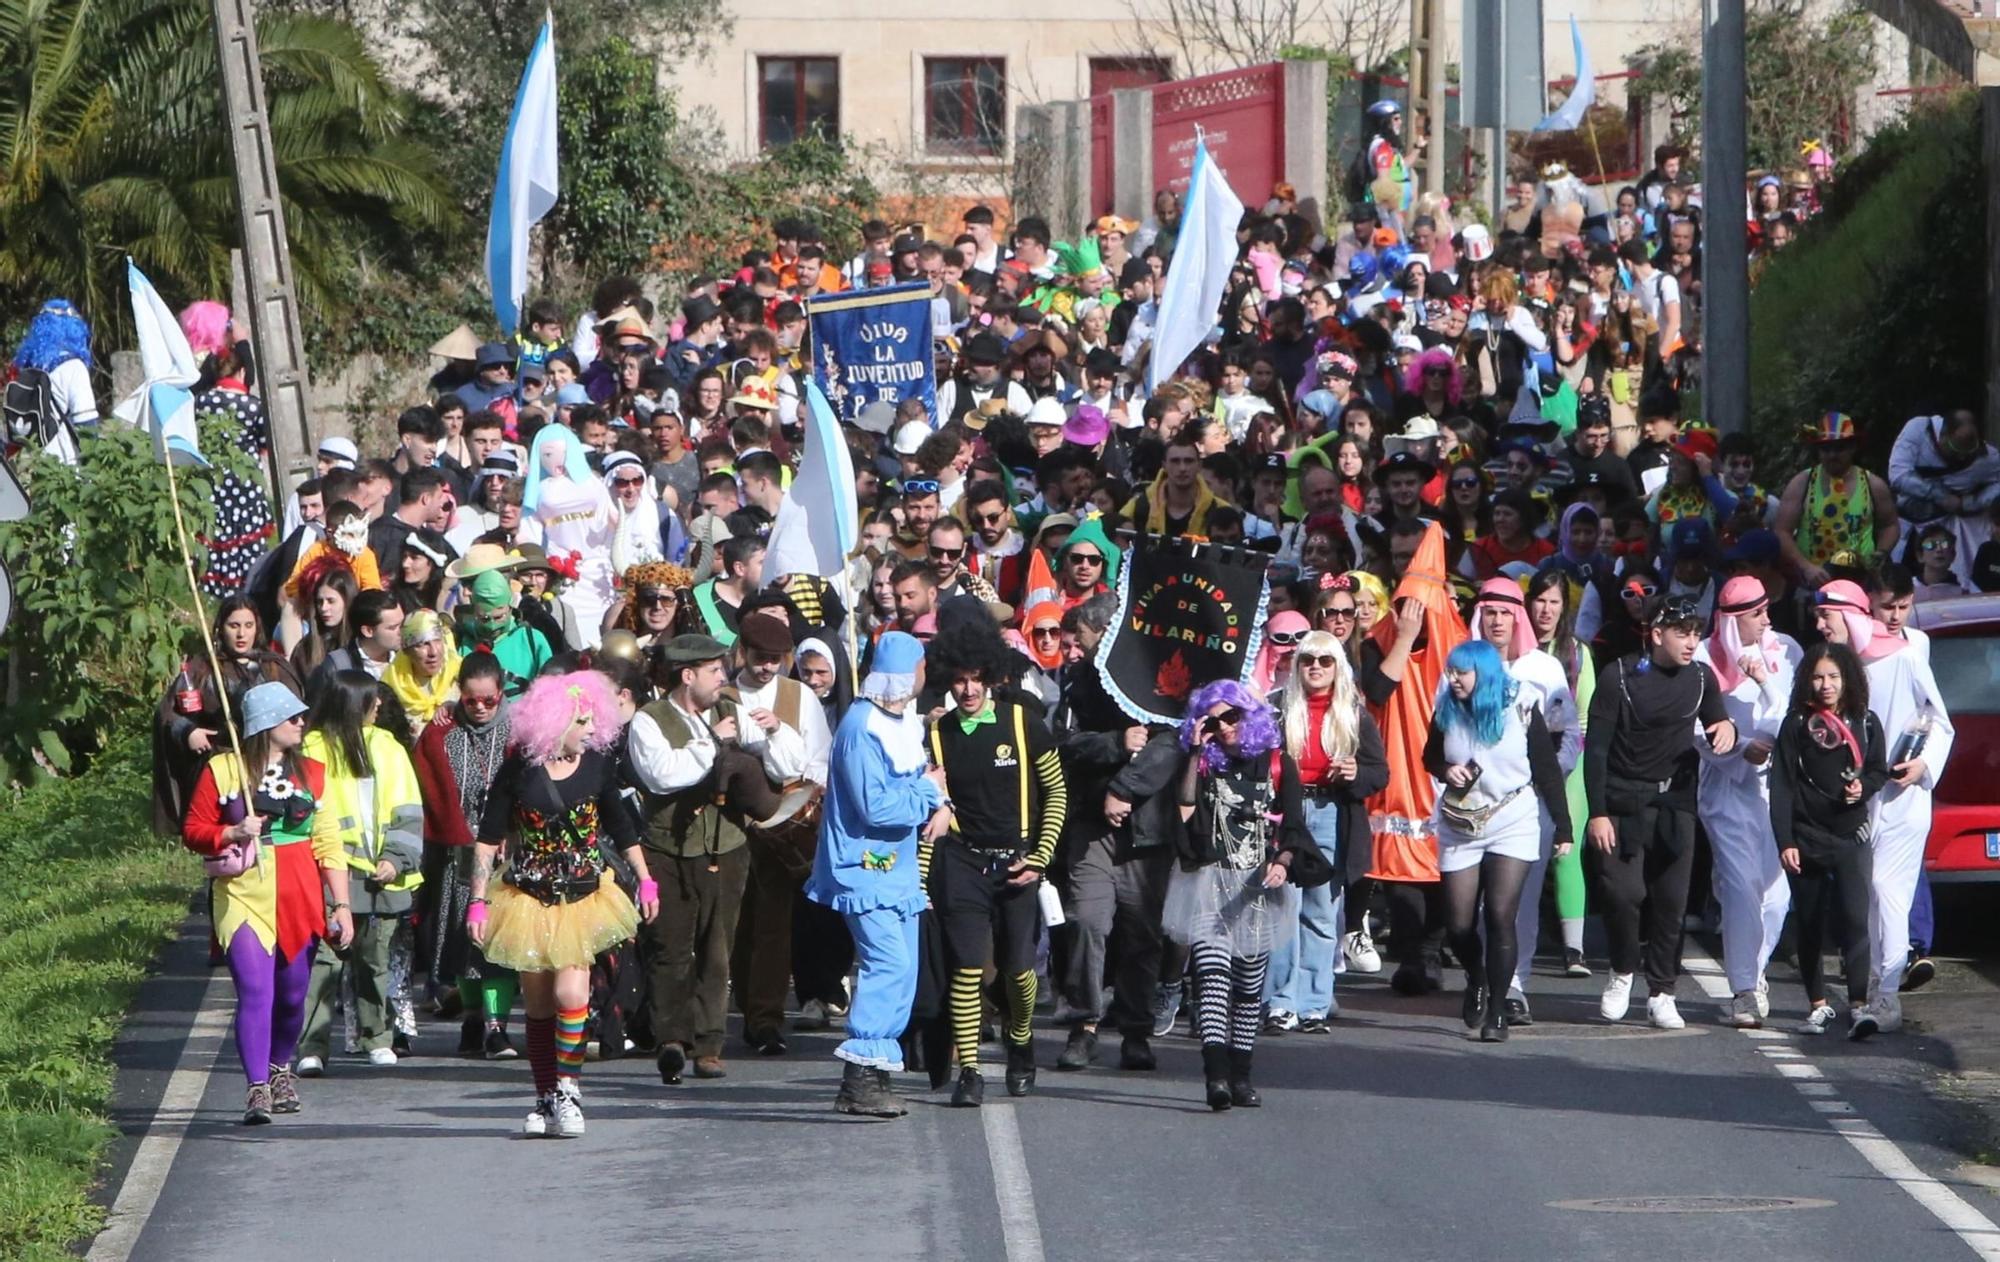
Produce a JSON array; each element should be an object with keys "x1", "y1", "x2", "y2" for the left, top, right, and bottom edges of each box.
[
  {"x1": 1052, "y1": 239, "x2": 1104, "y2": 279},
  {"x1": 1059, "y1": 516, "x2": 1123, "y2": 585}
]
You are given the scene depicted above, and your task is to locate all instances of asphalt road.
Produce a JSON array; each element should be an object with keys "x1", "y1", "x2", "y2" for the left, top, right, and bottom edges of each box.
[{"x1": 86, "y1": 920, "x2": 2000, "y2": 1262}]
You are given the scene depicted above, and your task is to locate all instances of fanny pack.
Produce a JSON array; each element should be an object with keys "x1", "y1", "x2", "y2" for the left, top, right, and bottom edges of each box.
[{"x1": 1439, "y1": 784, "x2": 1523, "y2": 838}]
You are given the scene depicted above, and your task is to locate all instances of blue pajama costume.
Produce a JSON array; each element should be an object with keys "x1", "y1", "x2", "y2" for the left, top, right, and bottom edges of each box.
[{"x1": 806, "y1": 700, "x2": 941, "y2": 1070}]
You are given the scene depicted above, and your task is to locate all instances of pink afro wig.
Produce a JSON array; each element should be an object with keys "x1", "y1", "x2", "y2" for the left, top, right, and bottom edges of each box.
[
  {"x1": 1401, "y1": 348, "x2": 1463, "y2": 408},
  {"x1": 508, "y1": 669, "x2": 625, "y2": 766},
  {"x1": 178, "y1": 301, "x2": 233, "y2": 358}
]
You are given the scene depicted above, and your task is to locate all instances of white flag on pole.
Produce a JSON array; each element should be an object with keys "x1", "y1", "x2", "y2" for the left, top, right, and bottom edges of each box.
[
  {"x1": 1533, "y1": 16, "x2": 1595, "y2": 133},
  {"x1": 1146, "y1": 138, "x2": 1245, "y2": 391},
  {"x1": 486, "y1": 11, "x2": 559, "y2": 336},
  {"x1": 766, "y1": 380, "x2": 859, "y2": 580},
  {"x1": 113, "y1": 259, "x2": 205, "y2": 466}
]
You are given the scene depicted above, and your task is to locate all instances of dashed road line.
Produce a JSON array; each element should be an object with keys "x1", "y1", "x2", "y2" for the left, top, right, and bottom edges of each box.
[{"x1": 1681, "y1": 939, "x2": 2000, "y2": 1259}]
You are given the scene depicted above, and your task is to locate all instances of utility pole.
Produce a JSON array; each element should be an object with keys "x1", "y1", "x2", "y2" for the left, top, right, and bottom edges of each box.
[
  {"x1": 211, "y1": 0, "x2": 315, "y2": 491},
  {"x1": 1701, "y1": 0, "x2": 1748, "y2": 433},
  {"x1": 1409, "y1": 0, "x2": 1449, "y2": 197}
]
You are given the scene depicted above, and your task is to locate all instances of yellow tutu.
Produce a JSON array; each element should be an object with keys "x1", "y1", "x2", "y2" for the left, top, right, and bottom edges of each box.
[{"x1": 483, "y1": 880, "x2": 638, "y2": 972}]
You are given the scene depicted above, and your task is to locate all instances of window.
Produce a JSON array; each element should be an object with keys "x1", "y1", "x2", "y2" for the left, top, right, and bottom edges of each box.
[
  {"x1": 1088, "y1": 56, "x2": 1172, "y2": 97},
  {"x1": 759, "y1": 57, "x2": 838, "y2": 149},
  {"x1": 924, "y1": 57, "x2": 1006, "y2": 157}
]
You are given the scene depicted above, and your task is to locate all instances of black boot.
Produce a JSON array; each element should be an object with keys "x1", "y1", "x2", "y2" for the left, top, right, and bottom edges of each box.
[
  {"x1": 873, "y1": 1067, "x2": 908, "y2": 1117},
  {"x1": 1480, "y1": 1009, "x2": 1510, "y2": 1043},
  {"x1": 950, "y1": 1066, "x2": 985, "y2": 1107},
  {"x1": 1055, "y1": 1025, "x2": 1097, "y2": 1070},
  {"x1": 1461, "y1": 981, "x2": 1487, "y2": 1030},
  {"x1": 1119, "y1": 1033, "x2": 1156, "y2": 1071},
  {"x1": 656, "y1": 1043, "x2": 685, "y2": 1085},
  {"x1": 1005, "y1": 1041, "x2": 1036, "y2": 1096},
  {"x1": 1421, "y1": 947, "x2": 1445, "y2": 993},
  {"x1": 457, "y1": 1015, "x2": 484, "y2": 1057},
  {"x1": 1202, "y1": 1044, "x2": 1233, "y2": 1111},
  {"x1": 834, "y1": 1060, "x2": 871, "y2": 1114},
  {"x1": 1389, "y1": 965, "x2": 1427, "y2": 997},
  {"x1": 1227, "y1": 1048, "x2": 1261, "y2": 1107}
]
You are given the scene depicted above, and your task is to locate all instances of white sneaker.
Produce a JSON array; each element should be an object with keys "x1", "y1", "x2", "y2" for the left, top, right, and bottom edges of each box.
[
  {"x1": 797, "y1": 999, "x2": 830, "y2": 1030},
  {"x1": 1797, "y1": 1004, "x2": 1837, "y2": 1036},
  {"x1": 1343, "y1": 930, "x2": 1383, "y2": 974},
  {"x1": 1754, "y1": 976, "x2": 1771, "y2": 1020},
  {"x1": 1647, "y1": 994, "x2": 1685, "y2": 1031},
  {"x1": 552, "y1": 1079, "x2": 585, "y2": 1137},
  {"x1": 367, "y1": 1047, "x2": 398, "y2": 1067},
  {"x1": 1600, "y1": 973, "x2": 1634, "y2": 1021},
  {"x1": 1726, "y1": 991, "x2": 1761, "y2": 1029},
  {"x1": 522, "y1": 1094, "x2": 553, "y2": 1137},
  {"x1": 296, "y1": 1055, "x2": 325, "y2": 1078}
]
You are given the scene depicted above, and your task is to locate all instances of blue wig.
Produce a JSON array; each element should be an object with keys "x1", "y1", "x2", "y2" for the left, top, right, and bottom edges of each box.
[
  {"x1": 1179, "y1": 678, "x2": 1281, "y2": 773},
  {"x1": 13, "y1": 299, "x2": 93, "y2": 371},
  {"x1": 1439, "y1": 639, "x2": 1518, "y2": 747},
  {"x1": 523, "y1": 422, "x2": 594, "y2": 513}
]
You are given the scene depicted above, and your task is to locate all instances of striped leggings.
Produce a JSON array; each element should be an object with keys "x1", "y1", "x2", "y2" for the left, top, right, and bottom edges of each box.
[{"x1": 1190, "y1": 942, "x2": 1268, "y2": 1052}]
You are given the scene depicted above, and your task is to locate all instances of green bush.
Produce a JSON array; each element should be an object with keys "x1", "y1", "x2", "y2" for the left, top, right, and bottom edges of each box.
[
  {"x1": 0, "y1": 425, "x2": 250, "y2": 787},
  {"x1": 1746, "y1": 94, "x2": 1981, "y2": 469},
  {"x1": 0, "y1": 734, "x2": 198, "y2": 1259}
]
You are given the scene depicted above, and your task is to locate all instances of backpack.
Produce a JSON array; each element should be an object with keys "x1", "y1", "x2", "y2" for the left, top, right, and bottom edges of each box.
[{"x1": 3, "y1": 369, "x2": 52, "y2": 448}]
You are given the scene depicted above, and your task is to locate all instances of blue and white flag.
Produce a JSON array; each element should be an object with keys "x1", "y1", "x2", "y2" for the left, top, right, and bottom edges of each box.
[
  {"x1": 1533, "y1": 15, "x2": 1594, "y2": 133},
  {"x1": 112, "y1": 259, "x2": 204, "y2": 466},
  {"x1": 804, "y1": 282, "x2": 937, "y2": 425},
  {"x1": 1146, "y1": 138, "x2": 1243, "y2": 391},
  {"x1": 766, "y1": 380, "x2": 859, "y2": 580},
  {"x1": 486, "y1": 11, "x2": 559, "y2": 336}
]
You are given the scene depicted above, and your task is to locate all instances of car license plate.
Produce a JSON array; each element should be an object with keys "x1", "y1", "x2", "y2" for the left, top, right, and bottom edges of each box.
[{"x1": 1988, "y1": 833, "x2": 2000, "y2": 862}]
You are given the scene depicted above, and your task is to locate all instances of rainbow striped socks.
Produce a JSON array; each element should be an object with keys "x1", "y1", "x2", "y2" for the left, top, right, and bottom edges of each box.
[{"x1": 554, "y1": 1006, "x2": 588, "y2": 1078}]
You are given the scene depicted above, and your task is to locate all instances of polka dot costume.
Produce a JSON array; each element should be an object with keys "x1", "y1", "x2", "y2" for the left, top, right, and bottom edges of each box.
[{"x1": 196, "y1": 385, "x2": 275, "y2": 598}]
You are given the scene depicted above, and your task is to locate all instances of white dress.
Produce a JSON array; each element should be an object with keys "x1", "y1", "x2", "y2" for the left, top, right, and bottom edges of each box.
[
  {"x1": 1436, "y1": 702, "x2": 1544, "y2": 870},
  {"x1": 535, "y1": 475, "x2": 616, "y2": 649}
]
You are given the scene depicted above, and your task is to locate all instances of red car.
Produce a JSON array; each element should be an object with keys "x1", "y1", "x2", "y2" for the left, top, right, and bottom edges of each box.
[{"x1": 1914, "y1": 595, "x2": 2000, "y2": 883}]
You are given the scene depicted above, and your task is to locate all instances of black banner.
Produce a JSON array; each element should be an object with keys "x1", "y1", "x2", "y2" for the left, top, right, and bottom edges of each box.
[{"x1": 1094, "y1": 537, "x2": 1271, "y2": 724}]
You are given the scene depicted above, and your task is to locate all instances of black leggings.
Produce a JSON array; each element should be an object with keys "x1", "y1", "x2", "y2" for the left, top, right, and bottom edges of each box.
[
  {"x1": 1442, "y1": 854, "x2": 1533, "y2": 1001},
  {"x1": 1788, "y1": 843, "x2": 1873, "y2": 1007},
  {"x1": 1382, "y1": 880, "x2": 1445, "y2": 971}
]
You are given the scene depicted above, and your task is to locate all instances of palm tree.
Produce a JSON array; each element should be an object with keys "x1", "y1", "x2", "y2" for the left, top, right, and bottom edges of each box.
[{"x1": 0, "y1": 0, "x2": 457, "y2": 345}]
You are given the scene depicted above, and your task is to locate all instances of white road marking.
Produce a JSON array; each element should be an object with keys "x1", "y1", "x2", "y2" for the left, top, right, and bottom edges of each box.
[
  {"x1": 85, "y1": 971, "x2": 231, "y2": 1262},
  {"x1": 981, "y1": 1103, "x2": 1046, "y2": 1262},
  {"x1": 1683, "y1": 940, "x2": 2000, "y2": 1258}
]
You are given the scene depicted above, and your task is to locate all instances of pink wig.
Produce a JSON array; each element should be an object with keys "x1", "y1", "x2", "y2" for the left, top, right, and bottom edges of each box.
[
  {"x1": 1401, "y1": 348, "x2": 1463, "y2": 407},
  {"x1": 179, "y1": 301, "x2": 234, "y2": 358},
  {"x1": 509, "y1": 669, "x2": 625, "y2": 766}
]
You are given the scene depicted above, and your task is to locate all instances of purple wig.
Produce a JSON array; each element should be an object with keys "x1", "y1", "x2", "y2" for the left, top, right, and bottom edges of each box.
[
  {"x1": 1400, "y1": 348, "x2": 1462, "y2": 407},
  {"x1": 1179, "y1": 678, "x2": 1281, "y2": 773},
  {"x1": 508, "y1": 669, "x2": 624, "y2": 766}
]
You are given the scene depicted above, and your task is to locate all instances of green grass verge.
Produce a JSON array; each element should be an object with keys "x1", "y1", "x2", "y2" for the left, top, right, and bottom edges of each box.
[{"x1": 0, "y1": 733, "x2": 197, "y2": 1261}]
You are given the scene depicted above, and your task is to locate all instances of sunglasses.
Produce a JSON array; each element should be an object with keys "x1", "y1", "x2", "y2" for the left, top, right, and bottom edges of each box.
[
  {"x1": 640, "y1": 592, "x2": 679, "y2": 607},
  {"x1": 1921, "y1": 537, "x2": 1953, "y2": 552},
  {"x1": 1067, "y1": 552, "x2": 1105, "y2": 567},
  {"x1": 930, "y1": 545, "x2": 966, "y2": 560},
  {"x1": 975, "y1": 510, "x2": 1008, "y2": 526},
  {"x1": 1299, "y1": 653, "x2": 1341, "y2": 668},
  {"x1": 613, "y1": 476, "x2": 646, "y2": 488},
  {"x1": 903, "y1": 479, "x2": 941, "y2": 494},
  {"x1": 462, "y1": 693, "x2": 502, "y2": 711},
  {"x1": 1209, "y1": 706, "x2": 1246, "y2": 726},
  {"x1": 1450, "y1": 477, "x2": 1481, "y2": 490},
  {"x1": 1269, "y1": 630, "x2": 1305, "y2": 646},
  {"x1": 1623, "y1": 581, "x2": 1659, "y2": 599},
  {"x1": 1031, "y1": 627, "x2": 1062, "y2": 641},
  {"x1": 1320, "y1": 605, "x2": 1357, "y2": 621}
]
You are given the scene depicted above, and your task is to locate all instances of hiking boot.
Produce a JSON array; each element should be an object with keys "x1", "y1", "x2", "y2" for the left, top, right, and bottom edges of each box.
[
  {"x1": 873, "y1": 1068, "x2": 908, "y2": 1116},
  {"x1": 692, "y1": 1055, "x2": 727, "y2": 1079},
  {"x1": 242, "y1": 1083, "x2": 273, "y2": 1126},
  {"x1": 834, "y1": 1061, "x2": 901, "y2": 1118},
  {"x1": 950, "y1": 1066, "x2": 985, "y2": 1108},
  {"x1": 1005, "y1": 1041, "x2": 1037, "y2": 1096},
  {"x1": 268, "y1": 1065, "x2": 301, "y2": 1115}
]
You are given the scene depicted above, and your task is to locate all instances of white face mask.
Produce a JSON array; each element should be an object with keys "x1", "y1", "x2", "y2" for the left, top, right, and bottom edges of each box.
[{"x1": 333, "y1": 517, "x2": 369, "y2": 557}]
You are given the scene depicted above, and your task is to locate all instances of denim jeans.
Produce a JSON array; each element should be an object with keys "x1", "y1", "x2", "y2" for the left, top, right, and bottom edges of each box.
[{"x1": 1265, "y1": 800, "x2": 1345, "y2": 1019}]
